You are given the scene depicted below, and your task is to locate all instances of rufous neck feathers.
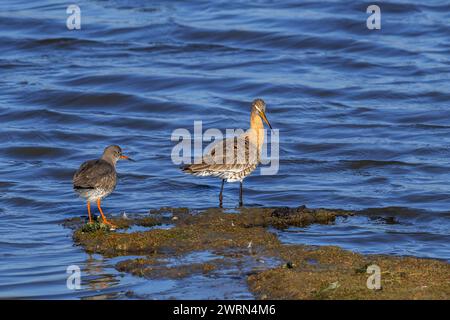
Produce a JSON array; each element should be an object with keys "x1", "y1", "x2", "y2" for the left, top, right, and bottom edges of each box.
[{"x1": 249, "y1": 111, "x2": 265, "y2": 150}]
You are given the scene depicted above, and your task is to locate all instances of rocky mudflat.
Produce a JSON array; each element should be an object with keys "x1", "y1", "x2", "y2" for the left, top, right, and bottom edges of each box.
[{"x1": 67, "y1": 206, "x2": 450, "y2": 300}]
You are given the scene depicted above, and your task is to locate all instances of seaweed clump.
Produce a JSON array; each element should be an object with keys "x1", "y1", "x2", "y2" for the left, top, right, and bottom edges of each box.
[
  {"x1": 248, "y1": 245, "x2": 450, "y2": 300},
  {"x1": 269, "y1": 205, "x2": 353, "y2": 229},
  {"x1": 69, "y1": 206, "x2": 450, "y2": 300}
]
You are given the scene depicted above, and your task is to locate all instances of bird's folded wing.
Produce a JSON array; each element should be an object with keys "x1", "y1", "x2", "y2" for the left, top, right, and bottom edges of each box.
[
  {"x1": 202, "y1": 134, "x2": 259, "y2": 168},
  {"x1": 73, "y1": 160, "x2": 114, "y2": 189}
]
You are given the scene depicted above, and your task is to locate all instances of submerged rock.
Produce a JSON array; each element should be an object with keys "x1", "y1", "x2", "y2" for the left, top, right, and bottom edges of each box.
[{"x1": 116, "y1": 257, "x2": 219, "y2": 279}]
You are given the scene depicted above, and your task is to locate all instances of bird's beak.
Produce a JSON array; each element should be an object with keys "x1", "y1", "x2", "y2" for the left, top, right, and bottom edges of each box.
[
  {"x1": 259, "y1": 111, "x2": 273, "y2": 130},
  {"x1": 120, "y1": 155, "x2": 135, "y2": 162}
]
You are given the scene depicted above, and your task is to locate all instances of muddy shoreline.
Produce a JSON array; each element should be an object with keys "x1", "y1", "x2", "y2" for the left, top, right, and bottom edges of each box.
[{"x1": 66, "y1": 206, "x2": 450, "y2": 299}]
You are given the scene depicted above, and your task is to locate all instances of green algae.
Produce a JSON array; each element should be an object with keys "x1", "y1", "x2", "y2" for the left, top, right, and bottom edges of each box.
[
  {"x1": 116, "y1": 257, "x2": 220, "y2": 279},
  {"x1": 68, "y1": 206, "x2": 450, "y2": 300},
  {"x1": 248, "y1": 245, "x2": 450, "y2": 300},
  {"x1": 80, "y1": 221, "x2": 111, "y2": 233}
]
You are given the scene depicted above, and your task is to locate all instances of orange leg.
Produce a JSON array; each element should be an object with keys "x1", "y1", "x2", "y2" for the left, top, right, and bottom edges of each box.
[
  {"x1": 97, "y1": 198, "x2": 116, "y2": 228},
  {"x1": 87, "y1": 201, "x2": 92, "y2": 224}
]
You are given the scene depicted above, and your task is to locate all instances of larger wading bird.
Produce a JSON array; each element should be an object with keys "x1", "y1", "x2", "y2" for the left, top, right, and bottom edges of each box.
[
  {"x1": 73, "y1": 145, "x2": 134, "y2": 228},
  {"x1": 182, "y1": 98, "x2": 272, "y2": 207}
]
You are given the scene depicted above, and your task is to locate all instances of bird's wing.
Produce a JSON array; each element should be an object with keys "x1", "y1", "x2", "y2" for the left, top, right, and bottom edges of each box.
[
  {"x1": 204, "y1": 133, "x2": 258, "y2": 165},
  {"x1": 181, "y1": 130, "x2": 261, "y2": 177},
  {"x1": 73, "y1": 159, "x2": 115, "y2": 189}
]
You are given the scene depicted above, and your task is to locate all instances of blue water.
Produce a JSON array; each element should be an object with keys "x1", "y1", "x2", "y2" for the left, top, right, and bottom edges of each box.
[{"x1": 0, "y1": 0, "x2": 449, "y2": 299}]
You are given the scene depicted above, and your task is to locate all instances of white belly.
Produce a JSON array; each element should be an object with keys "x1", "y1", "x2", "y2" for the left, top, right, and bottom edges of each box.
[{"x1": 76, "y1": 188, "x2": 112, "y2": 202}]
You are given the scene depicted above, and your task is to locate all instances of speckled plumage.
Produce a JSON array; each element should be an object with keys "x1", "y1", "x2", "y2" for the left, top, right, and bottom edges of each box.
[
  {"x1": 182, "y1": 134, "x2": 260, "y2": 182},
  {"x1": 182, "y1": 98, "x2": 272, "y2": 206}
]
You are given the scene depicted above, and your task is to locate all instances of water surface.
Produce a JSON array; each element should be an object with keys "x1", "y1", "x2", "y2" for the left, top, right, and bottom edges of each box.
[{"x1": 0, "y1": 0, "x2": 449, "y2": 299}]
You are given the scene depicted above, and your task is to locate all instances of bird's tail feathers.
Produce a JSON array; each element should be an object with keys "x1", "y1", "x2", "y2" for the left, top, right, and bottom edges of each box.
[{"x1": 181, "y1": 163, "x2": 209, "y2": 174}]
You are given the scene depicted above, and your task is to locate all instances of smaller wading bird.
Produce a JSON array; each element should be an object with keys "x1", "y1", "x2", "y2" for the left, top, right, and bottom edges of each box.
[
  {"x1": 73, "y1": 145, "x2": 134, "y2": 228},
  {"x1": 182, "y1": 98, "x2": 273, "y2": 207}
]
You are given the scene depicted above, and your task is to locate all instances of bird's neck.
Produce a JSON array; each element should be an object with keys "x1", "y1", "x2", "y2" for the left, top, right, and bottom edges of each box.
[
  {"x1": 249, "y1": 111, "x2": 265, "y2": 150},
  {"x1": 101, "y1": 154, "x2": 117, "y2": 167}
]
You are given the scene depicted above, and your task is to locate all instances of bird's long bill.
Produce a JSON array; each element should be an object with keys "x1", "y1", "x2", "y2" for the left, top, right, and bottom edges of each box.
[
  {"x1": 120, "y1": 155, "x2": 136, "y2": 162},
  {"x1": 259, "y1": 111, "x2": 273, "y2": 130}
]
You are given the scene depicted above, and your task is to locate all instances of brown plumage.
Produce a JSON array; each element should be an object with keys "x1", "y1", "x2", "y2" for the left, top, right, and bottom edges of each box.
[
  {"x1": 182, "y1": 98, "x2": 272, "y2": 207},
  {"x1": 73, "y1": 145, "x2": 133, "y2": 227}
]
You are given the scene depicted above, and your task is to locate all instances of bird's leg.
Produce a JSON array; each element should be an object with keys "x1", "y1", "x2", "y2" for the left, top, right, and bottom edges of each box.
[
  {"x1": 87, "y1": 201, "x2": 92, "y2": 224},
  {"x1": 96, "y1": 198, "x2": 116, "y2": 228},
  {"x1": 219, "y1": 179, "x2": 225, "y2": 208},
  {"x1": 239, "y1": 181, "x2": 243, "y2": 207}
]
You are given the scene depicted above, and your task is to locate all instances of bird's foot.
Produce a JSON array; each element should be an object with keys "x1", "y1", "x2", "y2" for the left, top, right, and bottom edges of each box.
[{"x1": 101, "y1": 219, "x2": 117, "y2": 230}]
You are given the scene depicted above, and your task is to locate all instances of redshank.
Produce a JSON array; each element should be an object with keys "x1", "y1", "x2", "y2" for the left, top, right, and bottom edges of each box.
[
  {"x1": 182, "y1": 98, "x2": 272, "y2": 207},
  {"x1": 73, "y1": 145, "x2": 134, "y2": 227}
]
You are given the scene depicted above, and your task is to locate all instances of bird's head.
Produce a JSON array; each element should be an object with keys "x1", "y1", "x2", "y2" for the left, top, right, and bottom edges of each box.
[
  {"x1": 102, "y1": 145, "x2": 134, "y2": 165},
  {"x1": 251, "y1": 98, "x2": 272, "y2": 129}
]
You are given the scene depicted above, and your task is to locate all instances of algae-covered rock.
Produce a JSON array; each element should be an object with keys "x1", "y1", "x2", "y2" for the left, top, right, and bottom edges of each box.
[
  {"x1": 116, "y1": 257, "x2": 219, "y2": 279},
  {"x1": 73, "y1": 208, "x2": 280, "y2": 256},
  {"x1": 248, "y1": 245, "x2": 450, "y2": 300},
  {"x1": 68, "y1": 206, "x2": 450, "y2": 300},
  {"x1": 269, "y1": 206, "x2": 353, "y2": 229}
]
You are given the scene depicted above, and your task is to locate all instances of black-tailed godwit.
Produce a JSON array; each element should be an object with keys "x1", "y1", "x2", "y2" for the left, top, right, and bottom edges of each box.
[{"x1": 182, "y1": 99, "x2": 272, "y2": 207}]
